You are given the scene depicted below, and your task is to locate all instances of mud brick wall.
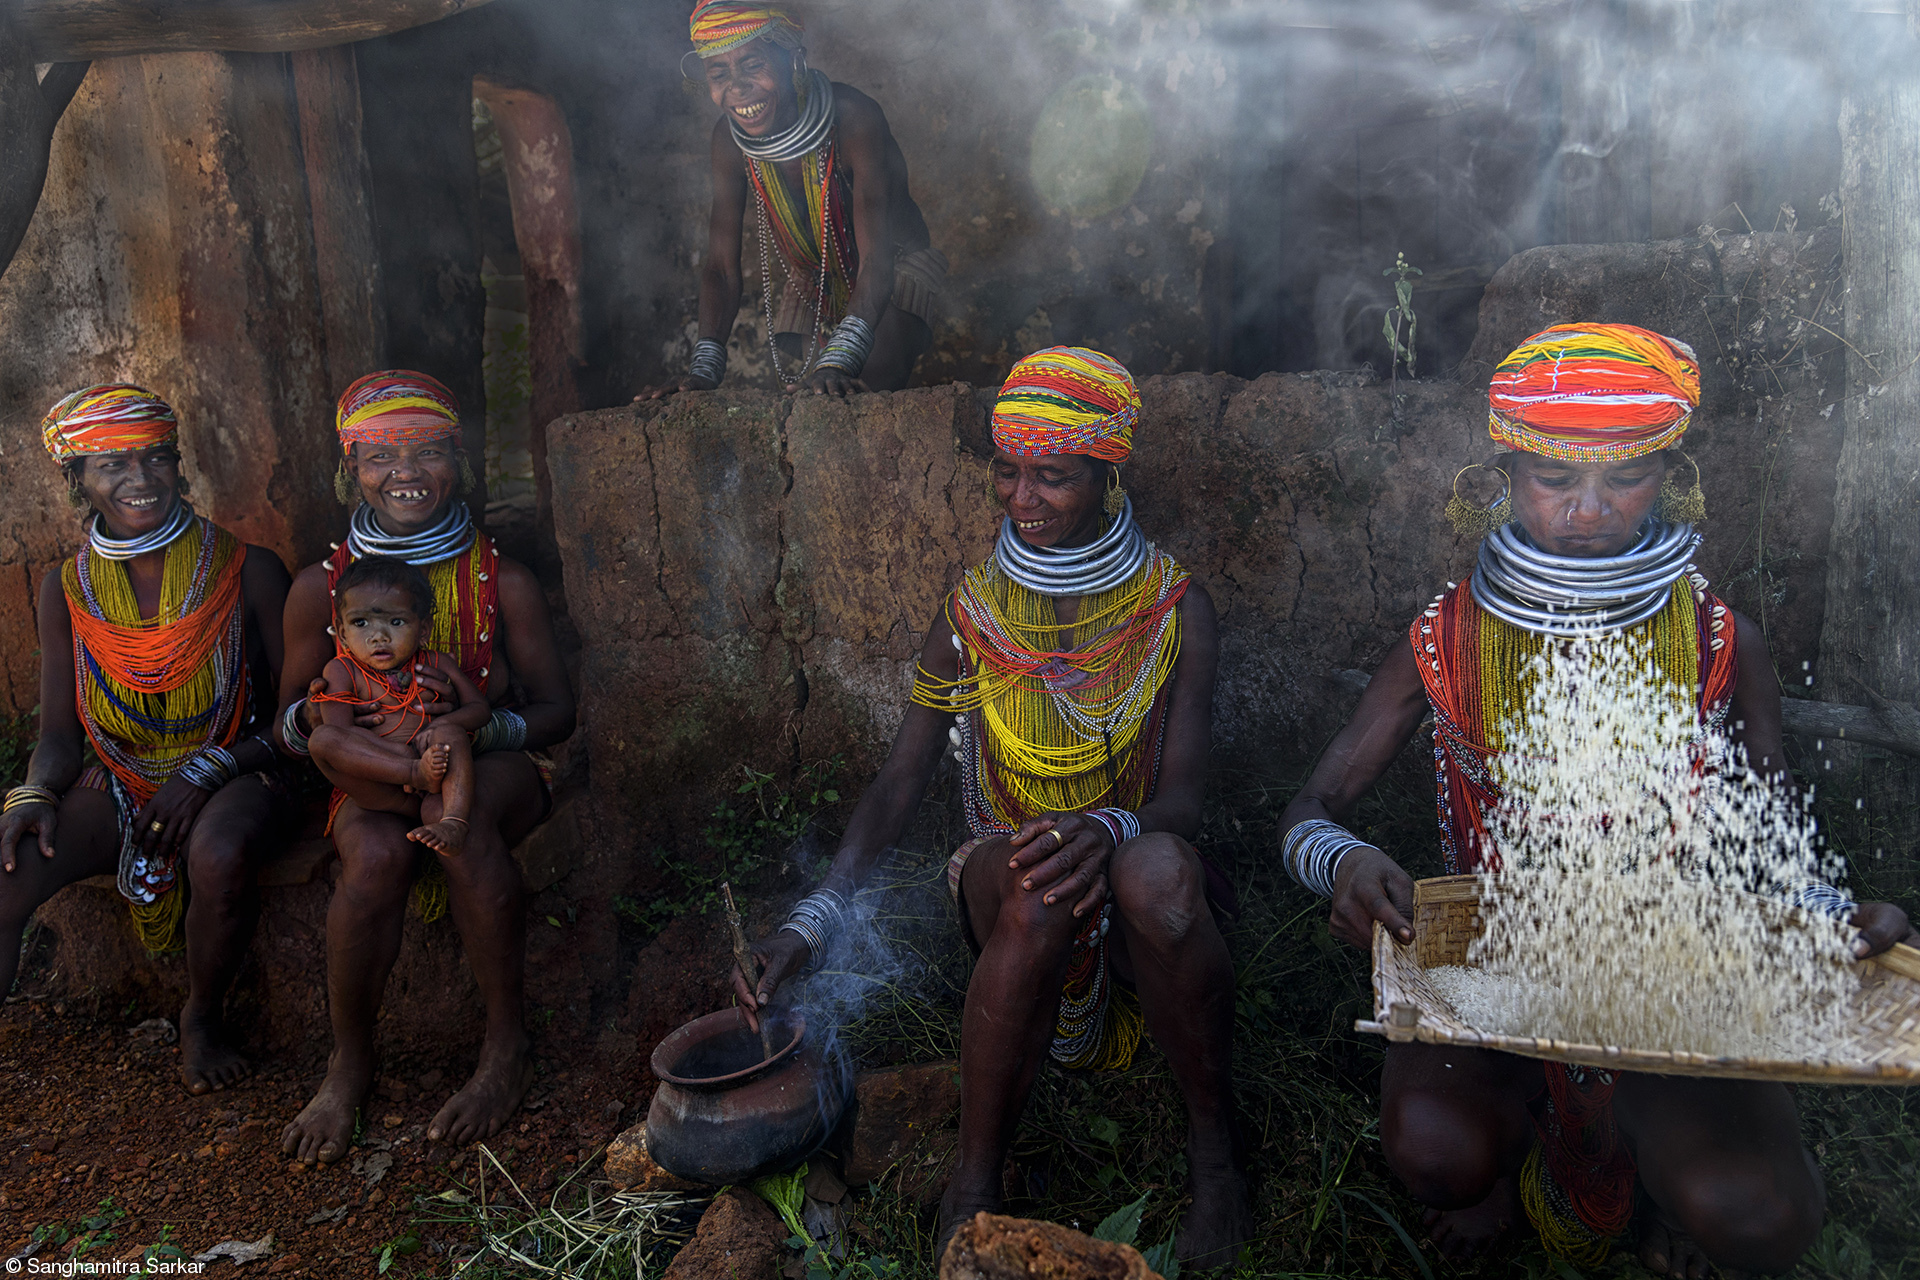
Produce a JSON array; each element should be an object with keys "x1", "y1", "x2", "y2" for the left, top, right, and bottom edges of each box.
[{"x1": 554, "y1": 230, "x2": 1844, "y2": 857}]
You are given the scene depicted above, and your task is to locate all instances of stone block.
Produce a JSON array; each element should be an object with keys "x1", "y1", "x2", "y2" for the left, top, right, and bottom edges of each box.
[
  {"x1": 604, "y1": 1121, "x2": 698, "y2": 1194},
  {"x1": 939, "y1": 1214, "x2": 1159, "y2": 1280},
  {"x1": 842, "y1": 1060, "x2": 961, "y2": 1187},
  {"x1": 663, "y1": 1187, "x2": 786, "y2": 1280}
]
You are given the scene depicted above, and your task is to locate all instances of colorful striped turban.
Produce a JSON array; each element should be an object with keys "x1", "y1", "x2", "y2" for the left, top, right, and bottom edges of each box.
[
  {"x1": 335, "y1": 371, "x2": 461, "y2": 457},
  {"x1": 1488, "y1": 322, "x2": 1701, "y2": 462},
  {"x1": 689, "y1": 0, "x2": 803, "y2": 56},
  {"x1": 42, "y1": 384, "x2": 179, "y2": 464},
  {"x1": 991, "y1": 347, "x2": 1141, "y2": 464}
]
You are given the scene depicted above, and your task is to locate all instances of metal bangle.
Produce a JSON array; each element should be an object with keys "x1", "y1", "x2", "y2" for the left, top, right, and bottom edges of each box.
[
  {"x1": 777, "y1": 887, "x2": 849, "y2": 968},
  {"x1": 689, "y1": 339, "x2": 728, "y2": 386},
  {"x1": 1087, "y1": 807, "x2": 1140, "y2": 847},
  {"x1": 4, "y1": 785, "x2": 59, "y2": 813},
  {"x1": 175, "y1": 746, "x2": 238, "y2": 792},
  {"x1": 1283, "y1": 818, "x2": 1368, "y2": 899},
  {"x1": 472, "y1": 708, "x2": 528, "y2": 754},
  {"x1": 814, "y1": 315, "x2": 874, "y2": 375},
  {"x1": 281, "y1": 698, "x2": 312, "y2": 757},
  {"x1": 1789, "y1": 880, "x2": 1857, "y2": 922}
]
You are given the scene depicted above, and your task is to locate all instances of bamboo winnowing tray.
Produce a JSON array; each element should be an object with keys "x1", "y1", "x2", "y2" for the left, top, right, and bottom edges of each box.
[{"x1": 1357, "y1": 875, "x2": 1920, "y2": 1084}]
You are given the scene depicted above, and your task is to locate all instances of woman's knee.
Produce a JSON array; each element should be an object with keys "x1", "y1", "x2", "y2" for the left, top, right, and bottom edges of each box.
[
  {"x1": 1381, "y1": 1089, "x2": 1504, "y2": 1209},
  {"x1": 185, "y1": 834, "x2": 252, "y2": 900},
  {"x1": 1663, "y1": 1159, "x2": 1823, "y2": 1271},
  {"x1": 333, "y1": 827, "x2": 418, "y2": 896},
  {"x1": 1110, "y1": 833, "x2": 1206, "y2": 947},
  {"x1": 983, "y1": 871, "x2": 1082, "y2": 951}
]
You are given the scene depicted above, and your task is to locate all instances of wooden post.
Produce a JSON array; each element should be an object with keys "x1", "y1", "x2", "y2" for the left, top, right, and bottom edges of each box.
[
  {"x1": 291, "y1": 45, "x2": 387, "y2": 399},
  {"x1": 1819, "y1": 64, "x2": 1920, "y2": 711}
]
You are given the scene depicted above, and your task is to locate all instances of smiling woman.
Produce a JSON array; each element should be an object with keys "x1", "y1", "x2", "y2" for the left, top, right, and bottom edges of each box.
[
  {"x1": 638, "y1": 0, "x2": 945, "y2": 399},
  {"x1": 275, "y1": 369, "x2": 575, "y2": 1168},
  {"x1": 722, "y1": 346, "x2": 1253, "y2": 1271},
  {"x1": 0, "y1": 383, "x2": 294, "y2": 1096}
]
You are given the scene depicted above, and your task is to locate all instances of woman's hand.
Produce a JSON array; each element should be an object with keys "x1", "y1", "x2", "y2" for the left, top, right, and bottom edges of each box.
[
  {"x1": 0, "y1": 801, "x2": 57, "y2": 872},
  {"x1": 728, "y1": 930, "x2": 814, "y2": 1032},
  {"x1": 635, "y1": 373, "x2": 718, "y2": 401},
  {"x1": 135, "y1": 775, "x2": 220, "y2": 863},
  {"x1": 795, "y1": 367, "x2": 866, "y2": 398},
  {"x1": 1849, "y1": 900, "x2": 1920, "y2": 960},
  {"x1": 1007, "y1": 813, "x2": 1111, "y2": 918},
  {"x1": 1329, "y1": 846, "x2": 1415, "y2": 949}
]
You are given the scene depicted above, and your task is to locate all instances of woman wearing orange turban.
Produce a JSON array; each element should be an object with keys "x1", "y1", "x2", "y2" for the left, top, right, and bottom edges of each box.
[
  {"x1": 1278, "y1": 324, "x2": 1917, "y2": 1277},
  {"x1": 639, "y1": 1, "x2": 946, "y2": 398},
  {"x1": 724, "y1": 348, "x2": 1252, "y2": 1270},
  {"x1": 276, "y1": 371, "x2": 576, "y2": 1166},
  {"x1": 0, "y1": 384, "x2": 295, "y2": 1095}
]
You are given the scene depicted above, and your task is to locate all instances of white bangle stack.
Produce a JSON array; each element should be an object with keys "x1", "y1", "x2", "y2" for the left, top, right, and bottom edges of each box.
[
  {"x1": 1789, "y1": 880, "x2": 1858, "y2": 921},
  {"x1": 1283, "y1": 818, "x2": 1368, "y2": 899},
  {"x1": 777, "y1": 888, "x2": 849, "y2": 967},
  {"x1": 1087, "y1": 807, "x2": 1140, "y2": 848},
  {"x1": 689, "y1": 339, "x2": 728, "y2": 386}
]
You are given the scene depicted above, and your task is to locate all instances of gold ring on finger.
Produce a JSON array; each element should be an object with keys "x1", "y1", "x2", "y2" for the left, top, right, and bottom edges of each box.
[
  {"x1": 149, "y1": 820, "x2": 165, "y2": 833},
  {"x1": 1047, "y1": 829, "x2": 1063, "y2": 848}
]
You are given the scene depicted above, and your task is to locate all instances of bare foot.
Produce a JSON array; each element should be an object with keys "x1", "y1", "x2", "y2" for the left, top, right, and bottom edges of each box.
[
  {"x1": 409, "y1": 744, "x2": 451, "y2": 793},
  {"x1": 179, "y1": 1009, "x2": 250, "y2": 1094},
  {"x1": 408, "y1": 816, "x2": 469, "y2": 853},
  {"x1": 1423, "y1": 1174, "x2": 1519, "y2": 1260},
  {"x1": 428, "y1": 1034, "x2": 534, "y2": 1146},
  {"x1": 1640, "y1": 1215, "x2": 1723, "y2": 1279},
  {"x1": 935, "y1": 1173, "x2": 1004, "y2": 1267},
  {"x1": 1175, "y1": 1157, "x2": 1254, "y2": 1272},
  {"x1": 280, "y1": 1048, "x2": 373, "y2": 1164}
]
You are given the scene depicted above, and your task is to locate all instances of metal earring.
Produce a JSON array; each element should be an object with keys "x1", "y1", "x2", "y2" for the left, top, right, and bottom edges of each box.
[
  {"x1": 1444, "y1": 464, "x2": 1512, "y2": 535},
  {"x1": 1103, "y1": 467, "x2": 1127, "y2": 517},
  {"x1": 334, "y1": 460, "x2": 359, "y2": 507},
  {"x1": 1657, "y1": 451, "x2": 1707, "y2": 525}
]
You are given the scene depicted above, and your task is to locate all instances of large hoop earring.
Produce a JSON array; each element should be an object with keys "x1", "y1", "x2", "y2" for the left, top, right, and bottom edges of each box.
[
  {"x1": 1445, "y1": 463, "x2": 1512, "y2": 535},
  {"x1": 1657, "y1": 451, "x2": 1707, "y2": 525},
  {"x1": 1103, "y1": 466, "x2": 1127, "y2": 518},
  {"x1": 457, "y1": 453, "x2": 478, "y2": 498}
]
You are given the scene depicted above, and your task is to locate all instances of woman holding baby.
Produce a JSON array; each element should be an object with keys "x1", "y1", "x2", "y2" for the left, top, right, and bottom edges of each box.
[{"x1": 276, "y1": 371, "x2": 575, "y2": 1166}]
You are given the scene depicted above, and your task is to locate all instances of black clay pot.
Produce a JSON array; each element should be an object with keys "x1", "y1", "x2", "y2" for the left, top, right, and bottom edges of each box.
[{"x1": 645, "y1": 1007, "x2": 852, "y2": 1186}]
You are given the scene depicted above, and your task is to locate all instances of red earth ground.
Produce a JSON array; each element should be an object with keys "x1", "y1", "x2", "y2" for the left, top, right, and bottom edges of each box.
[{"x1": 1, "y1": 909, "x2": 736, "y2": 1274}]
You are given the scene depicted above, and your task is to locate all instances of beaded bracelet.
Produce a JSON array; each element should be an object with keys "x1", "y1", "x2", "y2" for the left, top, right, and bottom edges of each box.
[
  {"x1": 815, "y1": 315, "x2": 874, "y2": 375},
  {"x1": 1087, "y1": 807, "x2": 1140, "y2": 849},
  {"x1": 280, "y1": 698, "x2": 312, "y2": 757},
  {"x1": 777, "y1": 887, "x2": 849, "y2": 967},
  {"x1": 688, "y1": 339, "x2": 728, "y2": 386},
  {"x1": 472, "y1": 708, "x2": 528, "y2": 754},
  {"x1": 3, "y1": 785, "x2": 59, "y2": 814},
  {"x1": 175, "y1": 746, "x2": 238, "y2": 792},
  {"x1": 1283, "y1": 818, "x2": 1368, "y2": 899}
]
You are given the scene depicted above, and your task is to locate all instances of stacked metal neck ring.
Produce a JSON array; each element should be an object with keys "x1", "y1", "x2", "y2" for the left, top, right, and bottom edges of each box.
[
  {"x1": 994, "y1": 497, "x2": 1149, "y2": 598},
  {"x1": 1470, "y1": 518, "x2": 1700, "y2": 636}
]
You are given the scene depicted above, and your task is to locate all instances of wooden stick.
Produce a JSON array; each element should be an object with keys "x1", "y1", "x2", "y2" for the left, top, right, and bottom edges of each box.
[{"x1": 721, "y1": 882, "x2": 773, "y2": 1058}]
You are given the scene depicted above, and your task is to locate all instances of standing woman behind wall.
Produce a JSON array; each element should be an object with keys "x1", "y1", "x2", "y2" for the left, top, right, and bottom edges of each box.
[{"x1": 0, "y1": 384, "x2": 294, "y2": 1094}]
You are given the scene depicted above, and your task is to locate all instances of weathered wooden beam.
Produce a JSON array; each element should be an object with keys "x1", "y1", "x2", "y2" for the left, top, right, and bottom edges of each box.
[
  {"x1": 19, "y1": 0, "x2": 496, "y2": 61},
  {"x1": 0, "y1": 8, "x2": 87, "y2": 283},
  {"x1": 1781, "y1": 692, "x2": 1920, "y2": 758}
]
